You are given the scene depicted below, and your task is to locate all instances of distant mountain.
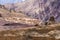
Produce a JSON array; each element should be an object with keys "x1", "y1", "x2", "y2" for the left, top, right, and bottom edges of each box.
[{"x1": 4, "y1": 0, "x2": 60, "y2": 22}]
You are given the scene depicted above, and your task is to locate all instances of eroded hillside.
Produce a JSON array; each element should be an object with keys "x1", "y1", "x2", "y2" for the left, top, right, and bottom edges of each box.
[{"x1": 0, "y1": 0, "x2": 60, "y2": 40}]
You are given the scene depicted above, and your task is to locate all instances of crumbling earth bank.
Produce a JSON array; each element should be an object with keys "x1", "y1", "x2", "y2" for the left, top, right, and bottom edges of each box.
[{"x1": 0, "y1": 25, "x2": 60, "y2": 40}]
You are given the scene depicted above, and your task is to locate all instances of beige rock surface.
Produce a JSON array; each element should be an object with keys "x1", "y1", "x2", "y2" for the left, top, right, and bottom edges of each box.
[{"x1": 0, "y1": 5, "x2": 60, "y2": 40}]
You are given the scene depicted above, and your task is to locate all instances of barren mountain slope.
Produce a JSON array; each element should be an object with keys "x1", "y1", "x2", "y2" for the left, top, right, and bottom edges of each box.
[
  {"x1": 0, "y1": 8, "x2": 40, "y2": 26},
  {"x1": 5, "y1": 0, "x2": 60, "y2": 22}
]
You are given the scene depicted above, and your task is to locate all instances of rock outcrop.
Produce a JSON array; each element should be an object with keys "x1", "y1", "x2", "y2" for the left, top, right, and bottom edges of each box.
[{"x1": 5, "y1": 0, "x2": 60, "y2": 22}]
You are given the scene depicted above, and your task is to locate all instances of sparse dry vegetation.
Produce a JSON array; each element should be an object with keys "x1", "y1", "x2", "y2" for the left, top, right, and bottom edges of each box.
[
  {"x1": 0, "y1": 24, "x2": 60, "y2": 40},
  {"x1": 0, "y1": 0, "x2": 60, "y2": 40}
]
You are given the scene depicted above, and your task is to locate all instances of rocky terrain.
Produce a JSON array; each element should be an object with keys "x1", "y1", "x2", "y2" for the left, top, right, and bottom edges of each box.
[
  {"x1": 0, "y1": 0, "x2": 60, "y2": 40},
  {"x1": 4, "y1": 0, "x2": 60, "y2": 22},
  {"x1": 0, "y1": 23, "x2": 60, "y2": 40}
]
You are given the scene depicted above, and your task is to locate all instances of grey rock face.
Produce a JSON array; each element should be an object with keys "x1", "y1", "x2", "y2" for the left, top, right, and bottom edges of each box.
[
  {"x1": 4, "y1": 0, "x2": 60, "y2": 22},
  {"x1": 27, "y1": 0, "x2": 60, "y2": 21},
  {"x1": 20, "y1": 0, "x2": 60, "y2": 22}
]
